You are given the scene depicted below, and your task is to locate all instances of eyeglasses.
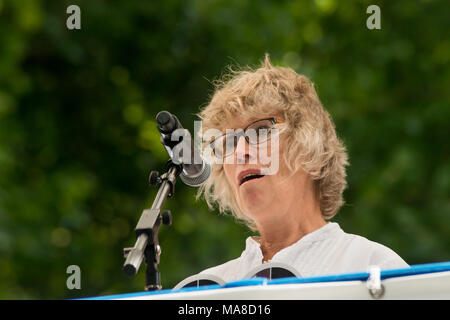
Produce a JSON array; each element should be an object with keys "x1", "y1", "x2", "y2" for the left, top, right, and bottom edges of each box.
[{"x1": 209, "y1": 117, "x2": 284, "y2": 159}]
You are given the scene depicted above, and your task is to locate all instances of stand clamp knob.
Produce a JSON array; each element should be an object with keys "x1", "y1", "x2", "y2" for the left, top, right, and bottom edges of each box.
[
  {"x1": 162, "y1": 210, "x2": 172, "y2": 226},
  {"x1": 149, "y1": 171, "x2": 161, "y2": 186}
]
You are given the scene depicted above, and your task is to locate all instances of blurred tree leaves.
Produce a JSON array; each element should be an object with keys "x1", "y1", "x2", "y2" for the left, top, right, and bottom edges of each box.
[{"x1": 0, "y1": 0, "x2": 448, "y2": 298}]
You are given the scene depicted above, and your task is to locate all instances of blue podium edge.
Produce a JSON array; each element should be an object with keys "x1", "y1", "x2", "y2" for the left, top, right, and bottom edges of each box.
[
  {"x1": 78, "y1": 260, "x2": 450, "y2": 300},
  {"x1": 79, "y1": 283, "x2": 224, "y2": 300},
  {"x1": 267, "y1": 261, "x2": 450, "y2": 286}
]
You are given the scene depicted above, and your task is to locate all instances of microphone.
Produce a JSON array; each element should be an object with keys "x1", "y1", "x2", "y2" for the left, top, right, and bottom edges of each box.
[{"x1": 156, "y1": 111, "x2": 211, "y2": 187}]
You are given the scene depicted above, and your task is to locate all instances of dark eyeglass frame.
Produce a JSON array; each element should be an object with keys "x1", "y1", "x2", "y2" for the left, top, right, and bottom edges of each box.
[{"x1": 209, "y1": 117, "x2": 284, "y2": 159}]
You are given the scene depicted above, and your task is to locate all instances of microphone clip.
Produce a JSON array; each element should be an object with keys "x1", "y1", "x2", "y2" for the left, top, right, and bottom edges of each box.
[{"x1": 148, "y1": 160, "x2": 182, "y2": 197}]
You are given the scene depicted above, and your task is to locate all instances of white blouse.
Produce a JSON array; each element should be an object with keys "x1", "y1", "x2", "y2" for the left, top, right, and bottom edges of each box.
[{"x1": 198, "y1": 222, "x2": 409, "y2": 283}]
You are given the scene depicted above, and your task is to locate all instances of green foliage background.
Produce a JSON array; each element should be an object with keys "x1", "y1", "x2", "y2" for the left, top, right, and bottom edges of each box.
[{"x1": 0, "y1": 0, "x2": 448, "y2": 299}]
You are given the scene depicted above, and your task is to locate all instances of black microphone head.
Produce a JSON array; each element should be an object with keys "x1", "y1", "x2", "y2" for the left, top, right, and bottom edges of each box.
[
  {"x1": 156, "y1": 111, "x2": 179, "y2": 134},
  {"x1": 156, "y1": 111, "x2": 171, "y2": 125}
]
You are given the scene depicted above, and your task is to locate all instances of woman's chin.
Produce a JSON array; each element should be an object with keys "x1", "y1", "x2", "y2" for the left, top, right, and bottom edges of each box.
[
  {"x1": 239, "y1": 187, "x2": 263, "y2": 203},
  {"x1": 240, "y1": 193, "x2": 271, "y2": 215}
]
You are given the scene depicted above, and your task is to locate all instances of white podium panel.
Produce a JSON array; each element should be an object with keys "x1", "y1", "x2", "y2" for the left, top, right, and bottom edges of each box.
[{"x1": 84, "y1": 261, "x2": 450, "y2": 300}]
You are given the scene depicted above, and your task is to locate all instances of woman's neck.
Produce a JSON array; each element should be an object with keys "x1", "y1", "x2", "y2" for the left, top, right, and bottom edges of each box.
[{"x1": 256, "y1": 202, "x2": 326, "y2": 262}]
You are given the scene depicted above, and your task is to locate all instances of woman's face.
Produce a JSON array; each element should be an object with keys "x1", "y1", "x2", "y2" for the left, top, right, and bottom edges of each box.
[{"x1": 222, "y1": 118, "x2": 316, "y2": 228}]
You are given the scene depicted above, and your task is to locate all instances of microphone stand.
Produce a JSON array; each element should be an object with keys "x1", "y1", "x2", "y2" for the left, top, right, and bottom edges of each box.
[{"x1": 123, "y1": 160, "x2": 181, "y2": 290}]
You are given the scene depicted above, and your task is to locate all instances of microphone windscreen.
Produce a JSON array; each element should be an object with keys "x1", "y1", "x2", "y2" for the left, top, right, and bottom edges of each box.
[{"x1": 180, "y1": 162, "x2": 211, "y2": 187}]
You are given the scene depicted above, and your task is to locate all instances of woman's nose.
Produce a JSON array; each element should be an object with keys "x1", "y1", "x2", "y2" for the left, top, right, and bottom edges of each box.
[{"x1": 234, "y1": 135, "x2": 253, "y2": 164}]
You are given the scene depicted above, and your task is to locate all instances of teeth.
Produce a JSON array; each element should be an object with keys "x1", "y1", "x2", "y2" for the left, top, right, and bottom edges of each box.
[{"x1": 240, "y1": 173, "x2": 264, "y2": 185}]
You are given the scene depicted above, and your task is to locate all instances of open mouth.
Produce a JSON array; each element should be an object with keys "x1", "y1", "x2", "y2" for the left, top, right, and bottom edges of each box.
[{"x1": 240, "y1": 173, "x2": 265, "y2": 186}]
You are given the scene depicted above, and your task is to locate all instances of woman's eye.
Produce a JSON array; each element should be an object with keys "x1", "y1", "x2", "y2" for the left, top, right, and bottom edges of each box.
[{"x1": 255, "y1": 125, "x2": 271, "y2": 133}]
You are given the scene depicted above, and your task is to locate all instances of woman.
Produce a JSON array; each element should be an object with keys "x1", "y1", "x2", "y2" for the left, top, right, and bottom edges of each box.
[{"x1": 194, "y1": 55, "x2": 408, "y2": 283}]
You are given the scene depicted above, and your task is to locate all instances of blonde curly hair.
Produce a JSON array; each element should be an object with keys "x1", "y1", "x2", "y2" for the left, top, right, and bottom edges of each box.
[{"x1": 197, "y1": 54, "x2": 349, "y2": 231}]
